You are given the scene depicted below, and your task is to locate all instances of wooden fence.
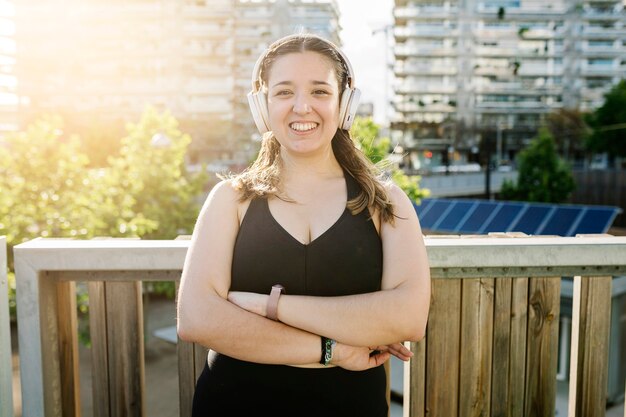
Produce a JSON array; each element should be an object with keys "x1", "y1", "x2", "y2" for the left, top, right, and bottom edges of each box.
[
  {"x1": 9, "y1": 235, "x2": 626, "y2": 417},
  {"x1": 571, "y1": 169, "x2": 626, "y2": 228}
]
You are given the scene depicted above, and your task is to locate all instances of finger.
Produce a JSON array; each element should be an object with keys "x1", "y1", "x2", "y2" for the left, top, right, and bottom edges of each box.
[
  {"x1": 389, "y1": 343, "x2": 413, "y2": 356},
  {"x1": 387, "y1": 345, "x2": 413, "y2": 361},
  {"x1": 369, "y1": 351, "x2": 391, "y2": 367}
]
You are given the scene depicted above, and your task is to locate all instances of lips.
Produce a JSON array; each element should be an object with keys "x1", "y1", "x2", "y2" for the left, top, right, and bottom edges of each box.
[{"x1": 289, "y1": 122, "x2": 318, "y2": 132}]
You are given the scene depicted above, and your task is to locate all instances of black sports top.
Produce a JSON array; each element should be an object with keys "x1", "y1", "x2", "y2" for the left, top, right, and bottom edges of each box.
[{"x1": 230, "y1": 171, "x2": 383, "y2": 296}]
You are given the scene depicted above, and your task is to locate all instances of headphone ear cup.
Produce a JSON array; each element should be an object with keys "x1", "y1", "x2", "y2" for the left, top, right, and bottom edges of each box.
[
  {"x1": 247, "y1": 90, "x2": 270, "y2": 134},
  {"x1": 339, "y1": 87, "x2": 361, "y2": 131}
]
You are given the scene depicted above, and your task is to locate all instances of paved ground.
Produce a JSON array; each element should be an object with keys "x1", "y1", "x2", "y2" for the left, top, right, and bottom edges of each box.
[{"x1": 10, "y1": 296, "x2": 625, "y2": 416}]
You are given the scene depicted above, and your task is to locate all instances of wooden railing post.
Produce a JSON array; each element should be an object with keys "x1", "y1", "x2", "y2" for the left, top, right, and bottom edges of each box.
[
  {"x1": 175, "y1": 281, "x2": 209, "y2": 417},
  {"x1": 524, "y1": 277, "x2": 561, "y2": 416},
  {"x1": 89, "y1": 280, "x2": 145, "y2": 417},
  {"x1": 568, "y1": 276, "x2": 612, "y2": 417},
  {"x1": 0, "y1": 236, "x2": 13, "y2": 417},
  {"x1": 56, "y1": 279, "x2": 80, "y2": 417}
]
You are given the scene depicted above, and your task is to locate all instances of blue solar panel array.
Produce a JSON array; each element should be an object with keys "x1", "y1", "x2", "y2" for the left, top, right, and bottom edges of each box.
[{"x1": 415, "y1": 198, "x2": 621, "y2": 236}]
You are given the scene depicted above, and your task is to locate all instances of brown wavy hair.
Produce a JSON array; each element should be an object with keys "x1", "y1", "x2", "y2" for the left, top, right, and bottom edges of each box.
[{"x1": 229, "y1": 33, "x2": 396, "y2": 223}]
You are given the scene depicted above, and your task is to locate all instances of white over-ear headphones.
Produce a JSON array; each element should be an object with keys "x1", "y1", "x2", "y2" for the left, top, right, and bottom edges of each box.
[{"x1": 247, "y1": 34, "x2": 361, "y2": 135}]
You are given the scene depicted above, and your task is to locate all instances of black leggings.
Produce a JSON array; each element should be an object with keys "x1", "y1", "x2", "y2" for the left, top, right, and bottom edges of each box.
[{"x1": 192, "y1": 353, "x2": 388, "y2": 417}]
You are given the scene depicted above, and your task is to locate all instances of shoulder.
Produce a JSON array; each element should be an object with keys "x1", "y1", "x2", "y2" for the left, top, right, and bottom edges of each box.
[
  {"x1": 385, "y1": 182, "x2": 417, "y2": 219},
  {"x1": 205, "y1": 179, "x2": 240, "y2": 206},
  {"x1": 204, "y1": 179, "x2": 252, "y2": 225}
]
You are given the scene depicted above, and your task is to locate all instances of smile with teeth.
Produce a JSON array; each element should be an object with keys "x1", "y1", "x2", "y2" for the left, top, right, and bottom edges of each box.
[{"x1": 290, "y1": 122, "x2": 318, "y2": 132}]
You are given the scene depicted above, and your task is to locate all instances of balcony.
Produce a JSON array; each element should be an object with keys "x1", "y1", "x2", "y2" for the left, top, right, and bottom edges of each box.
[
  {"x1": 3, "y1": 236, "x2": 625, "y2": 416},
  {"x1": 394, "y1": 63, "x2": 457, "y2": 76},
  {"x1": 582, "y1": 9, "x2": 624, "y2": 20},
  {"x1": 395, "y1": 45, "x2": 457, "y2": 58},
  {"x1": 395, "y1": 26, "x2": 459, "y2": 40},
  {"x1": 394, "y1": 5, "x2": 458, "y2": 21},
  {"x1": 395, "y1": 83, "x2": 457, "y2": 94}
]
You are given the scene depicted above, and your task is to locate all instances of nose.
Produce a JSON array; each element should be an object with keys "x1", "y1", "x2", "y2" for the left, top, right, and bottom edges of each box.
[{"x1": 292, "y1": 94, "x2": 311, "y2": 114}]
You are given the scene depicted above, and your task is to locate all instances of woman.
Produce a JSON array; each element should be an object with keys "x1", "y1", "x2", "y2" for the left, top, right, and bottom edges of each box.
[{"x1": 177, "y1": 33, "x2": 431, "y2": 416}]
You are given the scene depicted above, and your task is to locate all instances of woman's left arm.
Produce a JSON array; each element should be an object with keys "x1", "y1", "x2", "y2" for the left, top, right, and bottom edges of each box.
[{"x1": 229, "y1": 184, "x2": 431, "y2": 347}]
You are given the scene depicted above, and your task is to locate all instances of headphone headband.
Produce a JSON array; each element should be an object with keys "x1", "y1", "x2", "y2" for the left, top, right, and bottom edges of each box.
[{"x1": 249, "y1": 34, "x2": 356, "y2": 93}]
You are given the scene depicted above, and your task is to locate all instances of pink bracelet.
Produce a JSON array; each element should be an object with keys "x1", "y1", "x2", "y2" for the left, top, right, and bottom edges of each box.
[{"x1": 267, "y1": 284, "x2": 285, "y2": 321}]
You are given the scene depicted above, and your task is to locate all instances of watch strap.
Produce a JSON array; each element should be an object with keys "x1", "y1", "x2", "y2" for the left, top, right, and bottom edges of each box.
[{"x1": 267, "y1": 284, "x2": 285, "y2": 321}]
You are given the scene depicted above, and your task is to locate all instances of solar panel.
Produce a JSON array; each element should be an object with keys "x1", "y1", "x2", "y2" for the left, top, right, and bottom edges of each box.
[
  {"x1": 420, "y1": 200, "x2": 453, "y2": 229},
  {"x1": 436, "y1": 201, "x2": 476, "y2": 231},
  {"x1": 481, "y1": 203, "x2": 525, "y2": 233},
  {"x1": 510, "y1": 206, "x2": 552, "y2": 235},
  {"x1": 415, "y1": 198, "x2": 621, "y2": 236},
  {"x1": 457, "y1": 201, "x2": 499, "y2": 233},
  {"x1": 573, "y1": 208, "x2": 619, "y2": 235},
  {"x1": 539, "y1": 207, "x2": 583, "y2": 236}
]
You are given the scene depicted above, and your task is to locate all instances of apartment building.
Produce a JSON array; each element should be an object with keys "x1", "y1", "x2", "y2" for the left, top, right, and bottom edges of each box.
[
  {"x1": 12, "y1": 0, "x2": 339, "y2": 164},
  {"x1": 392, "y1": 0, "x2": 626, "y2": 168},
  {"x1": 0, "y1": 0, "x2": 17, "y2": 138}
]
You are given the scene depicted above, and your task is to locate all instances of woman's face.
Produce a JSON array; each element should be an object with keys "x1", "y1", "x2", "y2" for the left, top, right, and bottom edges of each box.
[{"x1": 265, "y1": 51, "x2": 341, "y2": 157}]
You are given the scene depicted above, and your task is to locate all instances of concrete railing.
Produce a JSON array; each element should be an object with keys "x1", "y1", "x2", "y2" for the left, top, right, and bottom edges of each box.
[
  {"x1": 0, "y1": 236, "x2": 13, "y2": 417},
  {"x1": 10, "y1": 235, "x2": 626, "y2": 417}
]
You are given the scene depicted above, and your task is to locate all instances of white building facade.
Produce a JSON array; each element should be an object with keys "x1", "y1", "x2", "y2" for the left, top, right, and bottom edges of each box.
[
  {"x1": 12, "y1": 0, "x2": 339, "y2": 164},
  {"x1": 392, "y1": 0, "x2": 626, "y2": 168}
]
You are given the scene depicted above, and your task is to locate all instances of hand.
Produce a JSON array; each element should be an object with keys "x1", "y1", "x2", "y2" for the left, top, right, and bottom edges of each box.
[
  {"x1": 368, "y1": 342, "x2": 413, "y2": 362},
  {"x1": 331, "y1": 342, "x2": 391, "y2": 371},
  {"x1": 227, "y1": 291, "x2": 268, "y2": 317}
]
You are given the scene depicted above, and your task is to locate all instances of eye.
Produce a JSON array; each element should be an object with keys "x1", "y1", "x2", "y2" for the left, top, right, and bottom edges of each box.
[
  {"x1": 274, "y1": 90, "x2": 292, "y2": 97},
  {"x1": 313, "y1": 89, "x2": 330, "y2": 96}
]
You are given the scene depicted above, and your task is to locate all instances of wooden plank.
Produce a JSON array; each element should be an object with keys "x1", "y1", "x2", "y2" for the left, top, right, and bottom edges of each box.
[
  {"x1": 425, "y1": 279, "x2": 461, "y2": 416},
  {"x1": 491, "y1": 278, "x2": 512, "y2": 416},
  {"x1": 509, "y1": 277, "x2": 528, "y2": 417},
  {"x1": 404, "y1": 339, "x2": 425, "y2": 417},
  {"x1": 524, "y1": 277, "x2": 560, "y2": 417},
  {"x1": 104, "y1": 282, "x2": 145, "y2": 417},
  {"x1": 177, "y1": 339, "x2": 196, "y2": 417},
  {"x1": 39, "y1": 272, "x2": 63, "y2": 417},
  {"x1": 56, "y1": 281, "x2": 81, "y2": 417},
  {"x1": 459, "y1": 278, "x2": 494, "y2": 417},
  {"x1": 88, "y1": 281, "x2": 110, "y2": 417},
  {"x1": 0, "y1": 236, "x2": 13, "y2": 417},
  {"x1": 194, "y1": 344, "x2": 207, "y2": 380},
  {"x1": 568, "y1": 276, "x2": 612, "y2": 417}
]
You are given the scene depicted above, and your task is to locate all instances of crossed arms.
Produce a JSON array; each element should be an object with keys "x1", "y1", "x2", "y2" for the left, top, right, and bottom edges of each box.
[{"x1": 176, "y1": 180, "x2": 431, "y2": 370}]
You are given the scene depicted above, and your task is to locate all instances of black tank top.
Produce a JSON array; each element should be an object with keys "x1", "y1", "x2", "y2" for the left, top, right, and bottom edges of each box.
[{"x1": 230, "y1": 171, "x2": 383, "y2": 296}]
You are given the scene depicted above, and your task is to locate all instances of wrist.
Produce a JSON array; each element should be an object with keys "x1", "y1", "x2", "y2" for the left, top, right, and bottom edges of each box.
[
  {"x1": 320, "y1": 336, "x2": 337, "y2": 366},
  {"x1": 266, "y1": 284, "x2": 285, "y2": 321}
]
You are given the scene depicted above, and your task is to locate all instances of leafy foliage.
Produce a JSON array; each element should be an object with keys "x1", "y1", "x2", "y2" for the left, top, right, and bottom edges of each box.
[
  {"x1": 350, "y1": 117, "x2": 429, "y2": 203},
  {"x1": 585, "y1": 80, "x2": 626, "y2": 158},
  {"x1": 545, "y1": 108, "x2": 590, "y2": 160},
  {"x1": 499, "y1": 128, "x2": 575, "y2": 203},
  {"x1": 0, "y1": 107, "x2": 209, "y2": 319}
]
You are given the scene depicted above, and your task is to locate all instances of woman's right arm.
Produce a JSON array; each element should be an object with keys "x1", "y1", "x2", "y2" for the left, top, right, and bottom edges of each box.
[{"x1": 176, "y1": 180, "x2": 388, "y2": 369}]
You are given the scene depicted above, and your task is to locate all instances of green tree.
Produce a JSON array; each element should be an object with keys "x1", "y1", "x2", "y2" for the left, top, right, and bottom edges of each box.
[
  {"x1": 350, "y1": 117, "x2": 429, "y2": 203},
  {"x1": 500, "y1": 128, "x2": 575, "y2": 203},
  {"x1": 545, "y1": 108, "x2": 590, "y2": 161},
  {"x1": 0, "y1": 115, "x2": 97, "y2": 255},
  {"x1": 102, "y1": 106, "x2": 208, "y2": 239},
  {"x1": 586, "y1": 80, "x2": 626, "y2": 158},
  {"x1": 0, "y1": 108, "x2": 209, "y2": 305}
]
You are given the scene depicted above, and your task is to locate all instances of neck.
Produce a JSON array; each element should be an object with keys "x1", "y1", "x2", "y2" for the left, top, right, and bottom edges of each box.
[{"x1": 279, "y1": 146, "x2": 343, "y2": 180}]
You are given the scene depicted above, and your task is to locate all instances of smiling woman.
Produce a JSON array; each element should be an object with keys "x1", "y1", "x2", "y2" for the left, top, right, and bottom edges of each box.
[{"x1": 176, "y1": 33, "x2": 431, "y2": 417}]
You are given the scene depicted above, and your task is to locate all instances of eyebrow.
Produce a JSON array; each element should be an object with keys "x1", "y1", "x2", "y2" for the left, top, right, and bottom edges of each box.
[{"x1": 270, "y1": 80, "x2": 333, "y2": 88}]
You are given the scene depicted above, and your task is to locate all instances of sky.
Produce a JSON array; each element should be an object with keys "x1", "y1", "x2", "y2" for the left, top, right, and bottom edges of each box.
[{"x1": 336, "y1": 0, "x2": 394, "y2": 126}]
